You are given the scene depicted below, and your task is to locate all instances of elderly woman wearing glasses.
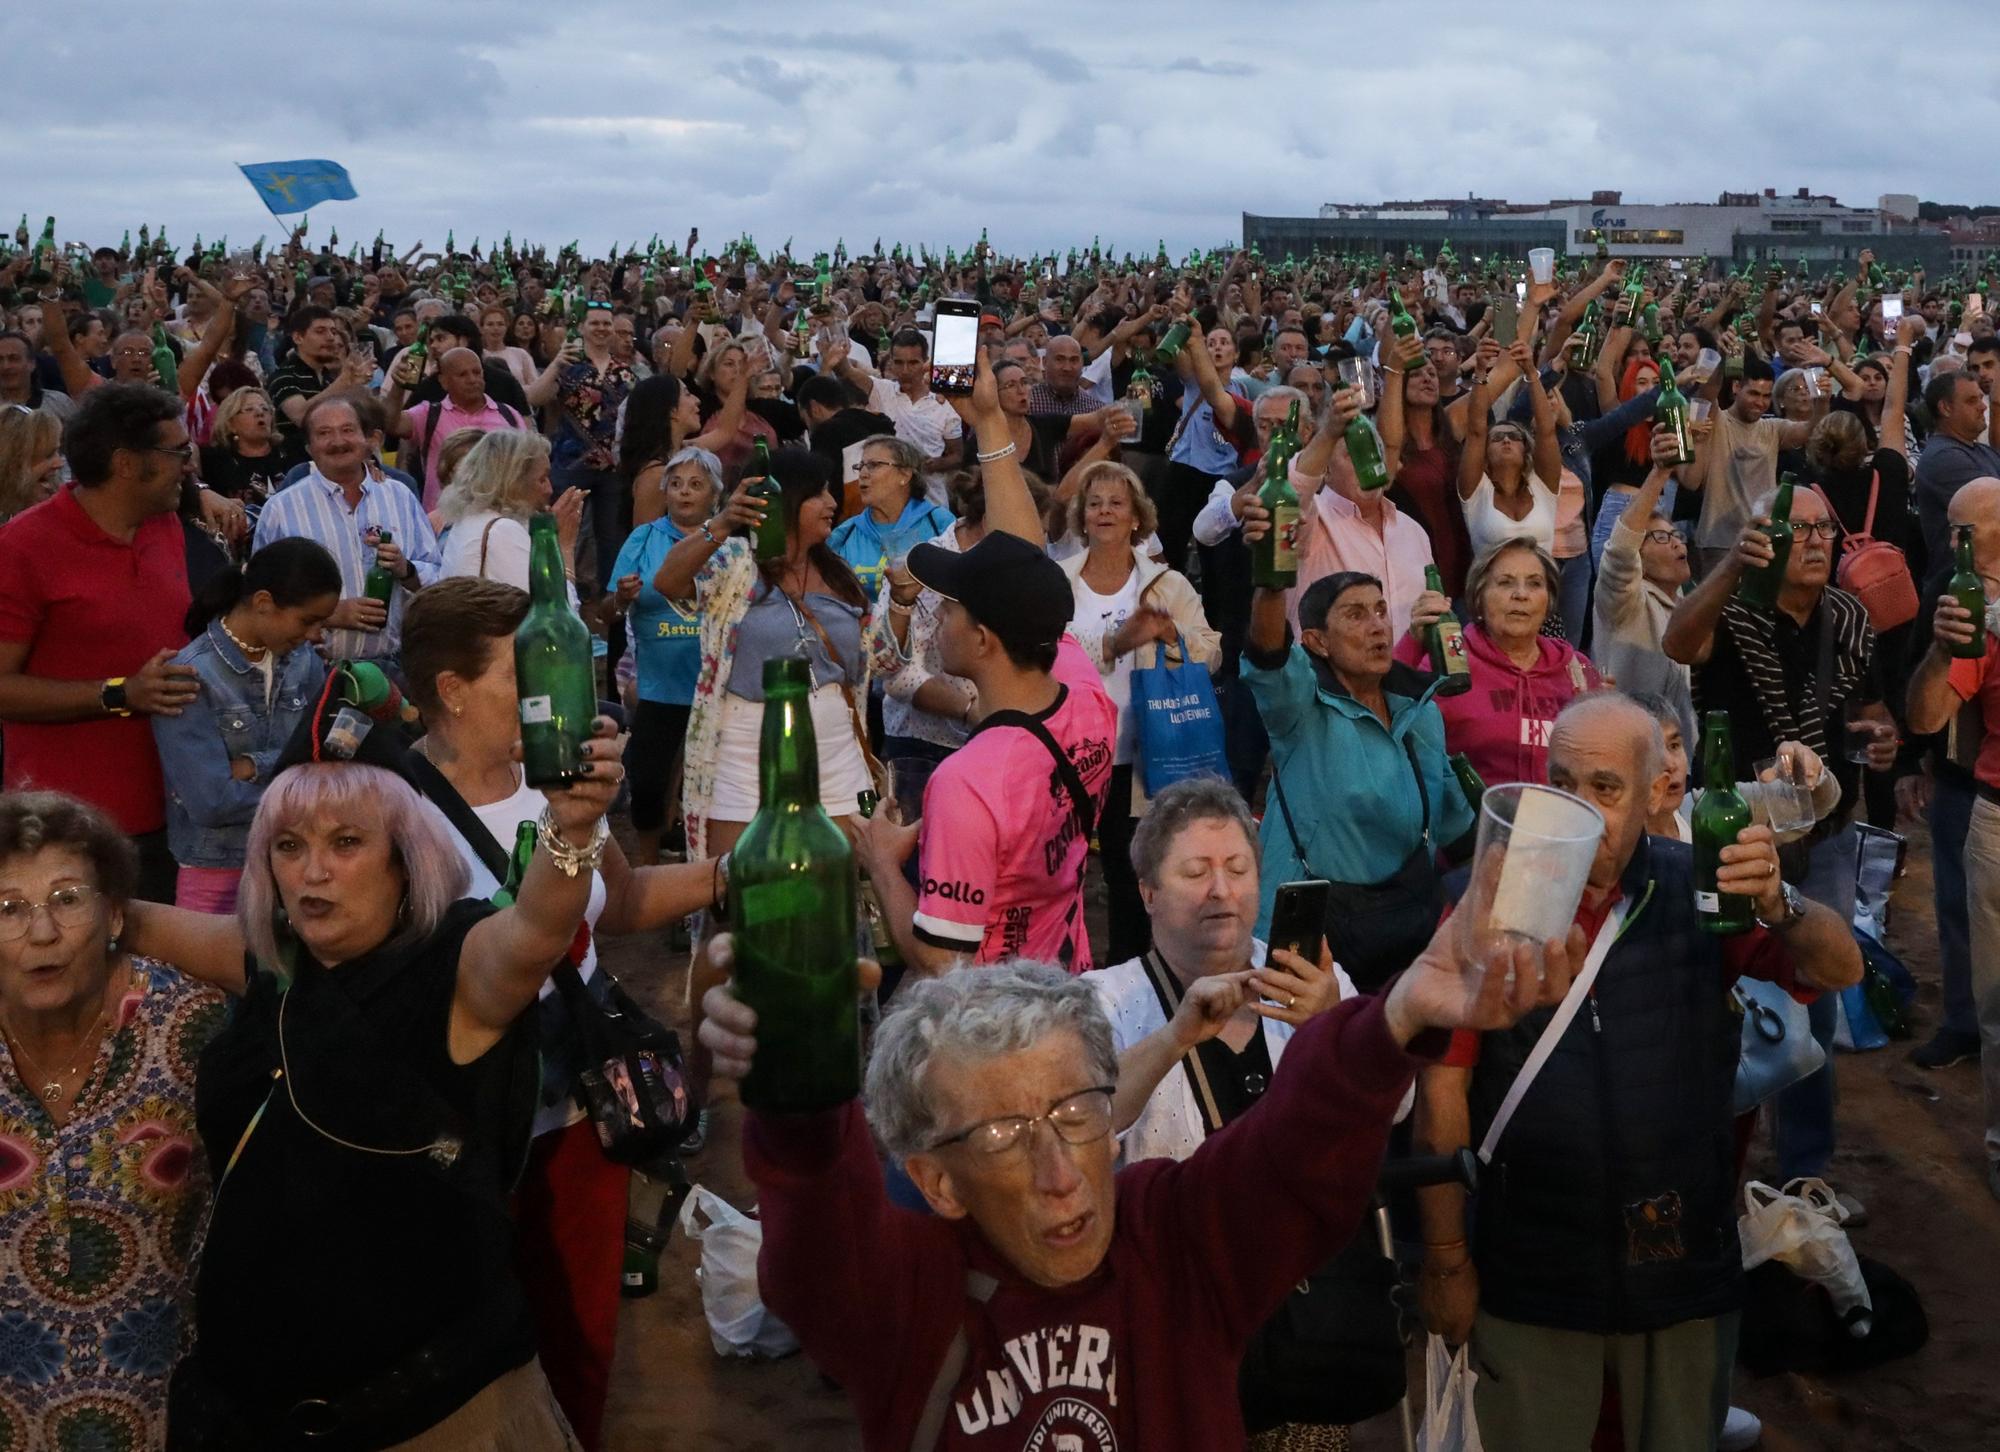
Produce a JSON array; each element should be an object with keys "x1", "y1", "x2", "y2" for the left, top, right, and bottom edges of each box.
[
  {"x1": 695, "y1": 910, "x2": 1578, "y2": 1448},
  {"x1": 1594, "y1": 429, "x2": 1699, "y2": 750},
  {"x1": 828, "y1": 435, "x2": 954, "y2": 600},
  {"x1": 0, "y1": 791, "x2": 228, "y2": 1450}
]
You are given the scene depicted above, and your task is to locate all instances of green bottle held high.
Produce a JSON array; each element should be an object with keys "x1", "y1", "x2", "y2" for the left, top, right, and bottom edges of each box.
[
  {"x1": 149, "y1": 324, "x2": 178, "y2": 393},
  {"x1": 1949, "y1": 523, "x2": 1988, "y2": 660},
  {"x1": 1736, "y1": 474, "x2": 1795, "y2": 611},
  {"x1": 1424, "y1": 564, "x2": 1472, "y2": 697},
  {"x1": 1388, "y1": 290, "x2": 1422, "y2": 353},
  {"x1": 727, "y1": 655, "x2": 861, "y2": 1113},
  {"x1": 1153, "y1": 320, "x2": 1191, "y2": 363},
  {"x1": 515, "y1": 513, "x2": 598, "y2": 789},
  {"x1": 1655, "y1": 359, "x2": 1695, "y2": 467},
  {"x1": 1249, "y1": 400, "x2": 1301, "y2": 589},
  {"x1": 746, "y1": 436, "x2": 786, "y2": 564},
  {"x1": 1346, "y1": 407, "x2": 1391, "y2": 491},
  {"x1": 1692, "y1": 712, "x2": 1754, "y2": 935}
]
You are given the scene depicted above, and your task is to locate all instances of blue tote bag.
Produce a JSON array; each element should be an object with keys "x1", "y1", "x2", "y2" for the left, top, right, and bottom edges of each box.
[{"x1": 1133, "y1": 632, "x2": 1227, "y2": 795}]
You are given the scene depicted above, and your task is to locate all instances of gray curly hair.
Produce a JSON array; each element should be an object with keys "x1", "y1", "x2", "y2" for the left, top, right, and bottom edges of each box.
[{"x1": 864, "y1": 960, "x2": 1119, "y2": 1161}]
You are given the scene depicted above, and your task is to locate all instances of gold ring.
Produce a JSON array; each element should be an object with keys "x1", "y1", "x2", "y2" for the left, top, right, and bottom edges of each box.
[{"x1": 1285, "y1": 994, "x2": 1296, "y2": 1009}]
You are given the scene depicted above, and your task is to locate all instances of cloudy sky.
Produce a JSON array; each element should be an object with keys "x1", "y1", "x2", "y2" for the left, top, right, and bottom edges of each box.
[{"x1": 8, "y1": 1, "x2": 1997, "y2": 259}]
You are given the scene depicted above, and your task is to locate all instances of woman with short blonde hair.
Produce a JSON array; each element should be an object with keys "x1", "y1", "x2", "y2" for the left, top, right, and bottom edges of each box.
[{"x1": 436, "y1": 429, "x2": 583, "y2": 598}]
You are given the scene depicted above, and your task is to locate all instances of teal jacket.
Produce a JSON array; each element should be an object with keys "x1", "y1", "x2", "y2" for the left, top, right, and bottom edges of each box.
[
  {"x1": 827, "y1": 497, "x2": 955, "y2": 600},
  {"x1": 1244, "y1": 637, "x2": 1473, "y2": 935}
]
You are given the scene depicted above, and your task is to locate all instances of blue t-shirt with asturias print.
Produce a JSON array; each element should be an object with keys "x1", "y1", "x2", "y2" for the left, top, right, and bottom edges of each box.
[{"x1": 612, "y1": 518, "x2": 703, "y2": 704}]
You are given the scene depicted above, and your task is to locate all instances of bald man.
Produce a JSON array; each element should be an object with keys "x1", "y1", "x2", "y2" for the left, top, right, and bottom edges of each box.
[
  {"x1": 382, "y1": 344, "x2": 530, "y2": 506},
  {"x1": 1906, "y1": 477, "x2": 2000, "y2": 1176},
  {"x1": 1415, "y1": 692, "x2": 1860, "y2": 1450}
]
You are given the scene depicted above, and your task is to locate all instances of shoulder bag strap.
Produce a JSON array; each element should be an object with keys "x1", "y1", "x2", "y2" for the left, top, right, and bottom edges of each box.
[
  {"x1": 477, "y1": 516, "x2": 501, "y2": 580},
  {"x1": 789, "y1": 591, "x2": 888, "y2": 793},
  {"x1": 1476, "y1": 894, "x2": 1635, "y2": 1164},
  {"x1": 910, "y1": 1271, "x2": 1000, "y2": 1452},
  {"x1": 406, "y1": 752, "x2": 510, "y2": 882},
  {"x1": 1270, "y1": 724, "x2": 1430, "y2": 877},
  {"x1": 419, "y1": 399, "x2": 444, "y2": 485},
  {"x1": 975, "y1": 706, "x2": 1096, "y2": 837},
  {"x1": 1861, "y1": 468, "x2": 1881, "y2": 538},
  {"x1": 1138, "y1": 949, "x2": 1226, "y2": 1135}
]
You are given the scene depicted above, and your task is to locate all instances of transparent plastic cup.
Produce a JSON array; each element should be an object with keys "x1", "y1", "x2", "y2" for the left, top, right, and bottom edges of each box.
[
  {"x1": 1335, "y1": 355, "x2": 1376, "y2": 410},
  {"x1": 1753, "y1": 753, "x2": 1816, "y2": 836},
  {"x1": 1528, "y1": 248, "x2": 1556, "y2": 285},
  {"x1": 1455, "y1": 783, "x2": 1604, "y2": 990}
]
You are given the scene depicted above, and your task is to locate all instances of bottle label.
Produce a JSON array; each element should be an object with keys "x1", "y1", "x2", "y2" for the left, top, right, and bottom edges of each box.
[
  {"x1": 519, "y1": 695, "x2": 554, "y2": 725},
  {"x1": 1272, "y1": 503, "x2": 1300, "y2": 570},
  {"x1": 1439, "y1": 621, "x2": 1470, "y2": 675},
  {"x1": 1695, "y1": 890, "x2": 1720, "y2": 914}
]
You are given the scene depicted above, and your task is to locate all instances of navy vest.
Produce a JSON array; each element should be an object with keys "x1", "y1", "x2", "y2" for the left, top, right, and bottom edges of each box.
[{"x1": 1463, "y1": 835, "x2": 1745, "y2": 1334}]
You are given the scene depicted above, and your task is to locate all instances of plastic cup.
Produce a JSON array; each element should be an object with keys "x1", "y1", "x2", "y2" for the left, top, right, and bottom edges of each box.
[
  {"x1": 1691, "y1": 399, "x2": 1713, "y2": 423},
  {"x1": 1752, "y1": 753, "x2": 1816, "y2": 836},
  {"x1": 1528, "y1": 248, "x2": 1556, "y2": 285},
  {"x1": 1335, "y1": 355, "x2": 1376, "y2": 410},
  {"x1": 1456, "y1": 783, "x2": 1604, "y2": 989}
]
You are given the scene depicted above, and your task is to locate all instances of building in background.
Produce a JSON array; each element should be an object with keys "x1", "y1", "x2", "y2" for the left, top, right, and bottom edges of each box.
[{"x1": 1246, "y1": 185, "x2": 1960, "y2": 276}]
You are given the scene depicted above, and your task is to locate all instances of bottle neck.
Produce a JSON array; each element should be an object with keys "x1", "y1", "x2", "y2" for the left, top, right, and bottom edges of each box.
[
  {"x1": 526, "y1": 520, "x2": 566, "y2": 602},
  {"x1": 759, "y1": 687, "x2": 820, "y2": 808},
  {"x1": 1704, "y1": 730, "x2": 1734, "y2": 792}
]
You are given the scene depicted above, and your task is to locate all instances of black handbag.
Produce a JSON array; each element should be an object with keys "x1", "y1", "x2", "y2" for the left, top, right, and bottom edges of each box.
[
  {"x1": 1269, "y1": 732, "x2": 1442, "y2": 993},
  {"x1": 1135, "y1": 951, "x2": 1406, "y2": 1432},
  {"x1": 407, "y1": 753, "x2": 698, "y2": 1164}
]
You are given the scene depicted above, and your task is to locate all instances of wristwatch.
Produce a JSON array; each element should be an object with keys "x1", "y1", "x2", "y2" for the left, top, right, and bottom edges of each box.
[
  {"x1": 1756, "y1": 879, "x2": 1806, "y2": 934},
  {"x1": 100, "y1": 678, "x2": 132, "y2": 718}
]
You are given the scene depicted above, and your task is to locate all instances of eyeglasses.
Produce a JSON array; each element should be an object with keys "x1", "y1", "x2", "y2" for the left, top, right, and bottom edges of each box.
[
  {"x1": 0, "y1": 884, "x2": 99, "y2": 941},
  {"x1": 855, "y1": 459, "x2": 907, "y2": 474},
  {"x1": 144, "y1": 443, "x2": 195, "y2": 463},
  {"x1": 928, "y1": 1085, "x2": 1117, "y2": 1157},
  {"x1": 1785, "y1": 519, "x2": 1840, "y2": 541},
  {"x1": 584, "y1": 301, "x2": 614, "y2": 312},
  {"x1": 1642, "y1": 528, "x2": 1683, "y2": 546}
]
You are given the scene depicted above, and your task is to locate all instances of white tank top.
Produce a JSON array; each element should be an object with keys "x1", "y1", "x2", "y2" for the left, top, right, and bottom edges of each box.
[{"x1": 1462, "y1": 471, "x2": 1561, "y2": 558}]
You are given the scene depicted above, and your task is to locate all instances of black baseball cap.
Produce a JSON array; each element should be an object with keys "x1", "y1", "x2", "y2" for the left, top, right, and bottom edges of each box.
[{"x1": 907, "y1": 532, "x2": 1072, "y2": 657}]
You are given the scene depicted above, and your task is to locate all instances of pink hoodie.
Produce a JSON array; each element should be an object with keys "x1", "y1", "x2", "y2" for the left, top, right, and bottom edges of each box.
[{"x1": 1394, "y1": 624, "x2": 1602, "y2": 786}]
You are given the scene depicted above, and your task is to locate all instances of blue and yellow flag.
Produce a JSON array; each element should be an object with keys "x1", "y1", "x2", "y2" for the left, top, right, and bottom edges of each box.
[{"x1": 237, "y1": 160, "x2": 357, "y2": 217}]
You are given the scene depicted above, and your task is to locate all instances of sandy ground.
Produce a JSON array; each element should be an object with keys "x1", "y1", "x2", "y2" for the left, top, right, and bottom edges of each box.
[{"x1": 595, "y1": 818, "x2": 1997, "y2": 1451}]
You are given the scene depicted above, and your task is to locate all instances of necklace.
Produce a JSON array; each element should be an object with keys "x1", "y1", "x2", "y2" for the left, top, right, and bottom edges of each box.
[
  {"x1": 219, "y1": 614, "x2": 267, "y2": 660},
  {"x1": 3, "y1": 998, "x2": 110, "y2": 1104}
]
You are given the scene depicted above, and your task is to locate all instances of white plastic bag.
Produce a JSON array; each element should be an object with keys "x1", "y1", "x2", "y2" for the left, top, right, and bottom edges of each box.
[
  {"x1": 676, "y1": 1184, "x2": 800, "y2": 1358},
  {"x1": 1739, "y1": 1179, "x2": 1872, "y2": 1335},
  {"x1": 1417, "y1": 1333, "x2": 1484, "y2": 1452}
]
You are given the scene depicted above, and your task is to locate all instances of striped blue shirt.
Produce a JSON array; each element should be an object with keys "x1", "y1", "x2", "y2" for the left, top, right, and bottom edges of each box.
[{"x1": 251, "y1": 467, "x2": 443, "y2": 663}]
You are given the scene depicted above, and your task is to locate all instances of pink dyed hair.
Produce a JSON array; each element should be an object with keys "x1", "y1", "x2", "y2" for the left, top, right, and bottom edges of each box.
[{"x1": 238, "y1": 763, "x2": 470, "y2": 975}]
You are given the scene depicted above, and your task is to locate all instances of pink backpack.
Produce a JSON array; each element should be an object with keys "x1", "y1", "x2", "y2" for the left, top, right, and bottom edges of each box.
[{"x1": 1812, "y1": 476, "x2": 1919, "y2": 633}]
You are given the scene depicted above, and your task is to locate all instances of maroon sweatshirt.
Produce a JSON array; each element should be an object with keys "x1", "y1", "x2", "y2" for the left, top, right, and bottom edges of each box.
[{"x1": 744, "y1": 992, "x2": 1424, "y2": 1452}]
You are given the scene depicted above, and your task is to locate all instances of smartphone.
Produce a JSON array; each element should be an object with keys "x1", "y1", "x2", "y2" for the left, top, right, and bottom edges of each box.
[
  {"x1": 1810, "y1": 301, "x2": 1823, "y2": 316},
  {"x1": 1968, "y1": 294, "x2": 1986, "y2": 320},
  {"x1": 931, "y1": 297, "x2": 980, "y2": 395},
  {"x1": 1492, "y1": 294, "x2": 1519, "y2": 346},
  {"x1": 1267, "y1": 880, "x2": 1330, "y2": 968},
  {"x1": 1882, "y1": 296, "x2": 1905, "y2": 324}
]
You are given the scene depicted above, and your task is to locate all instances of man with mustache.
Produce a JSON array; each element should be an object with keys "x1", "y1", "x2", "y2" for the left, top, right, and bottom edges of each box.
[{"x1": 1664, "y1": 484, "x2": 1892, "y2": 1220}]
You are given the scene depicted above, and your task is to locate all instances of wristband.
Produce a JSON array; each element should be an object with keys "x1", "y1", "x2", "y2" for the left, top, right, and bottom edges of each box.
[
  {"x1": 700, "y1": 521, "x2": 720, "y2": 545},
  {"x1": 976, "y1": 442, "x2": 1018, "y2": 464}
]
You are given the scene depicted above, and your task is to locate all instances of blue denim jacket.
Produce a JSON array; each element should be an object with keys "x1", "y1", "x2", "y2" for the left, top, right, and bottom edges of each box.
[{"x1": 152, "y1": 621, "x2": 327, "y2": 868}]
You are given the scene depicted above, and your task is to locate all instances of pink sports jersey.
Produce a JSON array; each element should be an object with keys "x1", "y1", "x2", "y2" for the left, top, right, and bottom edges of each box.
[{"x1": 913, "y1": 636, "x2": 1115, "y2": 972}]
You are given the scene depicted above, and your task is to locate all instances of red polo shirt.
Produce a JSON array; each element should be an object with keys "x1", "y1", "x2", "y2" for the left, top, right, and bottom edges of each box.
[{"x1": 0, "y1": 486, "x2": 190, "y2": 833}]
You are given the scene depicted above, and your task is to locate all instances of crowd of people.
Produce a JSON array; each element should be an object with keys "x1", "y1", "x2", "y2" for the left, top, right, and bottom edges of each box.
[{"x1": 0, "y1": 216, "x2": 1994, "y2": 1451}]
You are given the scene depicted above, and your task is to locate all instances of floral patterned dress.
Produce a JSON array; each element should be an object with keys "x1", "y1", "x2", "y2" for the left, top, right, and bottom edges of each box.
[{"x1": 0, "y1": 960, "x2": 227, "y2": 1452}]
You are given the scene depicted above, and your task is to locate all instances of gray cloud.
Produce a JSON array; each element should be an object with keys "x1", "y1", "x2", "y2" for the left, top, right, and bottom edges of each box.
[{"x1": 3, "y1": 0, "x2": 1993, "y2": 261}]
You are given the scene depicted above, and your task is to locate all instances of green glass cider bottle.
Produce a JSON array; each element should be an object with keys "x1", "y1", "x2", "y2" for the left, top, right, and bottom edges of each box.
[
  {"x1": 1949, "y1": 523, "x2": 1988, "y2": 660},
  {"x1": 746, "y1": 436, "x2": 786, "y2": 563},
  {"x1": 514, "y1": 513, "x2": 598, "y2": 789},
  {"x1": 1735, "y1": 474, "x2": 1795, "y2": 612},
  {"x1": 1692, "y1": 712, "x2": 1754, "y2": 935},
  {"x1": 728, "y1": 656, "x2": 861, "y2": 1112},
  {"x1": 1249, "y1": 400, "x2": 1301, "y2": 588},
  {"x1": 1425, "y1": 564, "x2": 1472, "y2": 696},
  {"x1": 1656, "y1": 359, "x2": 1695, "y2": 467}
]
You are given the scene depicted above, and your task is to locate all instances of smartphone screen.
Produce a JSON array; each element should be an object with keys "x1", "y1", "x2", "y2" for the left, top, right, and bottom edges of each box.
[
  {"x1": 1882, "y1": 296, "x2": 1904, "y2": 322},
  {"x1": 931, "y1": 301, "x2": 980, "y2": 395},
  {"x1": 1267, "y1": 880, "x2": 1330, "y2": 967}
]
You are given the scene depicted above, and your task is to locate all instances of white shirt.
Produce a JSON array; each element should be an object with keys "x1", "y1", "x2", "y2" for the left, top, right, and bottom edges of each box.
[
  {"x1": 1462, "y1": 470, "x2": 1561, "y2": 558},
  {"x1": 1071, "y1": 570, "x2": 1143, "y2": 765},
  {"x1": 1087, "y1": 944, "x2": 1377, "y2": 1166},
  {"x1": 438, "y1": 510, "x2": 580, "y2": 608},
  {"x1": 868, "y1": 376, "x2": 963, "y2": 461},
  {"x1": 446, "y1": 770, "x2": 607, "y2": 1137}
]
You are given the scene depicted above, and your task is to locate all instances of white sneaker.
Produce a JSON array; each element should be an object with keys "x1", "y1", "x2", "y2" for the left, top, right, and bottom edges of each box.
[{"x1": 1719, "y1": 1404, "x2": 1763, "y2": 1450}]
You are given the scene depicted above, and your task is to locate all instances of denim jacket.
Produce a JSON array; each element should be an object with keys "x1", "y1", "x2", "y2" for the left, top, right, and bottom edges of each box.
[{"x1": 152, "y1": 620, "x2": 327, "y2": 868}]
